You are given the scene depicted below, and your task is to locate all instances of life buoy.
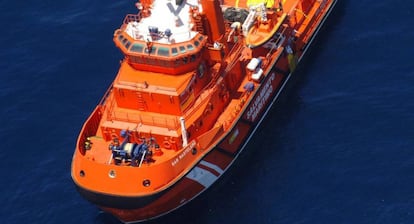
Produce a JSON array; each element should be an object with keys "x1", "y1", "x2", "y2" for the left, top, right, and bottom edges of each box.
[{"x1": 163, "y1": 140, "x2": 171, "y2": 149}]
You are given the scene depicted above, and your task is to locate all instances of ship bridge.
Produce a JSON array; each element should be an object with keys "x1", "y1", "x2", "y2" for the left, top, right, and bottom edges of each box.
[{"x1": 113, "y1": 0, "x2": 208, "y2": 75}]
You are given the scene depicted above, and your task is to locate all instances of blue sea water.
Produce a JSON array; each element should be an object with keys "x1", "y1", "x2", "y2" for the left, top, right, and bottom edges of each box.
[{"x1": 1, "y1": 0, "x2": 413, "y2": 223}]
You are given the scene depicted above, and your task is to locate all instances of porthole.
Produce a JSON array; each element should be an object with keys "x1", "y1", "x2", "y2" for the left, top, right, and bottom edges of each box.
[
  {"x1": 109, "y1": 170, "x2": 116, "y2": 178},
  {"x1": 143, "y1": 179, "x2": 151, "y2": 187}
]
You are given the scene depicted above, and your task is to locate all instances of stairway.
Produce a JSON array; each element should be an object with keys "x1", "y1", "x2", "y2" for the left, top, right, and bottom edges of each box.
[{"x1": 136, "y1": 92, "x2": 146, "y2": 111}]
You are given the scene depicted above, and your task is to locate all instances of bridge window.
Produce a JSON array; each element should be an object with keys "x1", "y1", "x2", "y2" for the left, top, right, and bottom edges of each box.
[
  {"x1": 171, "y1": 47, "x2": 178, "y2": 56},
  {"x1": 157, "y1": 47, "x2": 170, "y2": 57},
  {"x1": 118, "y1": 35, "x2": 131, "y2": 49},
  {"x1": 182, "y1": 57, "x2": 188, "y2": 64},
  {"x1": 190, "y1": 54, "x2": 196, "y2": 62},
  {"x1": 179, "y1": 46, "x2": 186, "y2": 53},
  {"x1": 131, "y1": 43, "x2": 144, "y2": 53},
  {"x1": 125, "y1": 42, "x2": 131, "y2": 49},
  {"x1": 194, "y1": 40, "x2": 200, "y2": 47},
  {"x1": 145, "y1": 46, "x2": 157, "y2": 54},
  {"x1": 187, "y1": 44, "x2": 194, "y2": 51}
]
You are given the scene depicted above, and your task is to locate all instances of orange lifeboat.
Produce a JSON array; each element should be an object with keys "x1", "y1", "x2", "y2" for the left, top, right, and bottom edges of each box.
[{"x1": 243, "y1": 2, "x2": 287, "y2": 48}]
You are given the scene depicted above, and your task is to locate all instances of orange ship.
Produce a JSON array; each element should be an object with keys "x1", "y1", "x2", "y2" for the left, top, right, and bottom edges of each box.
[{"x1": 71, "y1": 0, "x2": 337, "y2": 222}]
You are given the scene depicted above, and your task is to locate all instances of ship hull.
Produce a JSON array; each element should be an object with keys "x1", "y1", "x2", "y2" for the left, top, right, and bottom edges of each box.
[{"x1": 74, "y1": 1, "x2": 337, "y2": 222}]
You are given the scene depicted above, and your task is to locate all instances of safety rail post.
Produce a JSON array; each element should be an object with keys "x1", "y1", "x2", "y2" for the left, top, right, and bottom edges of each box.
[{"x1": 266, "y1": 24, "x2": 288, "y2": 60}]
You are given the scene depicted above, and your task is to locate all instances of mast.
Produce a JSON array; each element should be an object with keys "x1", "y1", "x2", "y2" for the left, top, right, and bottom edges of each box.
[{"x1": 201, "y1": 0, "x2": 225, "y2": 43}]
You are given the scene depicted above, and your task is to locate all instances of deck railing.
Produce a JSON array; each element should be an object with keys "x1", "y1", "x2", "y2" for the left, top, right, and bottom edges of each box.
[
  {"x1": 109, "y1": 109, "x2": 180, "y2": 130},
  {"x1": 79, "y1": 106, "x2": 104, "y2": 155}
]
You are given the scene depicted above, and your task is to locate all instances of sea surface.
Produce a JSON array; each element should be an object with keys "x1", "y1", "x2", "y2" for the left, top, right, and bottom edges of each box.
[{"x1": 1, "y1": 0, "x2": 413, "y2": 223}]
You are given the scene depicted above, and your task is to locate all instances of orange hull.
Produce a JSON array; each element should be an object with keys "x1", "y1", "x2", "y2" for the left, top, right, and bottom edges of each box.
[{"x1": 71, "y1": 0, "x2": 337, "y2": 222}]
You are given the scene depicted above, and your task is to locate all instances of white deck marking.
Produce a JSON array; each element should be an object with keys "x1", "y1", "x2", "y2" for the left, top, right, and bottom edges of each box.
[
  {"x1": 185, "y1": 166, "x2": 218, "y2": 188},
  {"x1": 199, "y1": 160, "x2": 224, "y2": 175}
]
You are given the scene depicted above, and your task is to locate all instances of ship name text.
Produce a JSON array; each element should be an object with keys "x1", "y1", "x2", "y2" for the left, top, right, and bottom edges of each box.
[
  {"x1": 171, "y1": 140, "x2": 197, "y2": 167},
  {"x1": 246, "y1": 72, "x2": 276, "y2": 122}
]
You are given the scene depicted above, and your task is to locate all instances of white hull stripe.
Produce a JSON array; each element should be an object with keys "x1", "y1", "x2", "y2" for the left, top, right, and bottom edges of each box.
[
  {"x1": 185, "y1": 166, "x2": 218, "y2": 188},
  {"x1": 199, "y1": 160, "x2": 224, "y2": 175}
]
